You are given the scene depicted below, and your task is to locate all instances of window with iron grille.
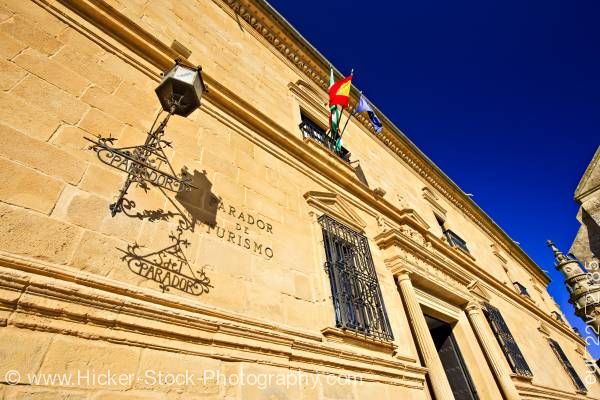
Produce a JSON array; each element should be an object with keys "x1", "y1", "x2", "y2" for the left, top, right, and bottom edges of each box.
[
  {"x1": 483, "y1": 303, "x2": 533, "y2": 377},
  {"x1": 548, "y1": 338, "x2": 587, "y2": 393},
  {"x1": 318, "y1": 214, "x2": 393, "y2": 341},
  {"x1": 444, "y1": 229, "x2": 470, "y2": 253},
  {"x1": 433, "y1": 214, "x2": 470, "y2": 253},
  {"x1": 512, "y1": 281, "x2": 530, "y2": 298}
]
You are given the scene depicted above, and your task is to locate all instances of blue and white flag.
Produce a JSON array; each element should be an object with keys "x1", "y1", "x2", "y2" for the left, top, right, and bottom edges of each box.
[{"x1": 355, "y1": 94, "x2": 382, "y2": 133}]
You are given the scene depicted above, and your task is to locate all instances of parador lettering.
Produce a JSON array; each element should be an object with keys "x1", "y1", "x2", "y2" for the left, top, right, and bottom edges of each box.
[
  {"x1": 218, "y1": 202, "x2": 274, "y2": 234},
  {"x1": 203, "y1": 200, "x2": 275, "y2": 259}
]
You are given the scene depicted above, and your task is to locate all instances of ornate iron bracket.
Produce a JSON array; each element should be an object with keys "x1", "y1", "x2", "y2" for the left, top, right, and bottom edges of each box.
[
  {"x1": 85, "y1": 104, "x2": 195, "y2": 217},
  {"x1": 119, "y1": 219, "x2": 212, "y2": 295}
]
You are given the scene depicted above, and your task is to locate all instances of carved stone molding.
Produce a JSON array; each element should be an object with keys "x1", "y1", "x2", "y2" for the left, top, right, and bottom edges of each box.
[
  {"x1": 321, "y1": 327, "x2": 399, "y2": 356},
  {"x1": 491, "y1": 243, "x2": 508, "y2": 265},
  {"x1": 288, "y1": 79, "x2": 328, "y2": 120},
  {"x1": 467, "y1": 280, "x2": 491, "y2": 302},
  {"x1": 422, "y1": 186, "x2": 447, "y2": 217},
  {"x1": 538, "y1": 321, "x2": 551, "y2": 336},
  {"x1": 376, "y1": 231, "x2": 470, "y2": 302},
  {"x1": 304, "y1": 191, "x2": 367, "y2": 231},
  {"x1": 0, "y1": 252, "x2": 426, "y2": 387}
]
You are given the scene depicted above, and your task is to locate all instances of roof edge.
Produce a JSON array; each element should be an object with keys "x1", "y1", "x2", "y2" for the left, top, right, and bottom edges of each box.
[{"x1": 231, "y1": 0, "x2": 550, "y2": 283}]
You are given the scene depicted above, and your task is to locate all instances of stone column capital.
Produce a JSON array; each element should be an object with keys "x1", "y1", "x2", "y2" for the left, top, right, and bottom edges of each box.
[
  {"x1": 466, "y1": 301, "x2": 483, "y2": 315},
  {"x1": 395, "y1": 269, "x2": 412, "y2": 283}
]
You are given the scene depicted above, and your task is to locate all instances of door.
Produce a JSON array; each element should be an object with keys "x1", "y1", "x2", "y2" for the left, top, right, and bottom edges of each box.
[{"x1": 427, "y1": 316, "x2": 479, "y2": 400}]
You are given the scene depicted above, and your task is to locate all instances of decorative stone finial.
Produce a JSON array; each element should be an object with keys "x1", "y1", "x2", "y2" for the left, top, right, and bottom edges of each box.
[{"x1": 547, "y1": 240, "x2": 569, "y2": 265}]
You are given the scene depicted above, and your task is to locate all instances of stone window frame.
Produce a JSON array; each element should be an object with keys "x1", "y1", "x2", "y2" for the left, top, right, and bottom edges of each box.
[
  {"x1": 482, "y1": 302, "x2": 533, "y2": 378},
  {"x1": 548, "y1": 338, "x2": 588, "y2": 394},
  {"x1": 318, "y1": 213, "x2": 394, "y2": 342}
]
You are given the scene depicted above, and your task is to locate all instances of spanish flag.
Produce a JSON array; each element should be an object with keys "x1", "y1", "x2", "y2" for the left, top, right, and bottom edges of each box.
[{"x1": 329, "y1": 73, "x2": 353, "y2": 107}]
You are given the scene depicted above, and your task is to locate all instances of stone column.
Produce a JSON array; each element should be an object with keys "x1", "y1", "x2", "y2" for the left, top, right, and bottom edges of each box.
[
  {"x1": 465, "y1": 302, "x2": 521, "y2": 400},
  {"x1": 396, "y1": 270, "x2": 455, "y2": 400}
]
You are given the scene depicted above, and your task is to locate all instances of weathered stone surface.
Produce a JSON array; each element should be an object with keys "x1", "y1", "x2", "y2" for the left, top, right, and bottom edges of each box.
[
  {"x1": 90, "y1": 391, "x2": 170, "y2": 400},
  {"x1": 53, "y1": 44, "x2": 121, "y2": 94},
  {"x1": 69, "y1": 230, "x2": 127, "y2": 278},
  {"x1": 78, "y1": 107, "x2": 125, "y2": 138},
  {"x1": 4, "y1": 388, "x2": 88, "y2": 400},
  {"x1": 0, "y1": 123, "x2": 85, "y2": 184},
  {"x1": 0, "y1": 28, "x2": 26, "y2": 58},
  {"x1": 38, "y1": 335, "x2": 141, "y2": 389},
  {"x1": 13, "y1": 48, "x2": 90, "y2": 96},
  {"x1": 57, "y1": 27, "x2": 104, "y2": 57},
  {"x1": 52, "y1": 186, "x2": 108, "y2": 231},
  {"x1": 12, "y1": 75, "x2": 89, "y2": 125},
  {"x1": 79, "y1": 164, "x2": 126, "y2": 199},
  {"x1": 81, "y1": 86, "x2": 146, "y2": 128},
  {"x1": 0, "y1": 57, "x2": 26, "y2": 91},
  {"x1": 0, "y1": 202, "x2": 81, "y2": 262},
  {"x1": 0, "y1": 157, "x2": 64, "y2": 214},
  {"x1": 0, "y1": 15, "x2": 61, "y2": 55},
  {"x1": 1, "y1": 0, "x2": 66, "y2": 36},
  {"x1": 0, "y1": 90, "x2": 61, "y2": 140},
  {"x1": 0, "y1": 327, "x2": 54, "y2": 384},
  {"x1": 51, "y1": 125, "x2": 95, "y2": 162},
  {"x1": 135, "y1": 349, "x2": 222, "y2": 395}
]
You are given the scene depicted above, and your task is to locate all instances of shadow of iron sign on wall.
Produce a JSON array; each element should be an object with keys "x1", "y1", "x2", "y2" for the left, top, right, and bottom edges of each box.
[{"x1": 116, "y1": 168, "x2": 221, "y2": 296}]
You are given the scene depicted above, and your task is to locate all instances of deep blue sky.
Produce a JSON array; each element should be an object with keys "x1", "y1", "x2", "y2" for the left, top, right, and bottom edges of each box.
[{"x1": 268, "y1": 0, "x2": 600, "y2": 357}]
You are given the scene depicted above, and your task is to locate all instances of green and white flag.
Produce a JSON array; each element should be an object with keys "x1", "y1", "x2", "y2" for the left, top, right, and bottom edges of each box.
[{"x1": 328, "y1": 68, "x2": 341, "y2": 140}]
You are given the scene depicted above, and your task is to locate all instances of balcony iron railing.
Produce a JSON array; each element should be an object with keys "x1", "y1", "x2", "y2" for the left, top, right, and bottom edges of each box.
[
  {"x1": 299, "y1": 118, "x2": 351, "y2": 163},
  {"x1": 443, "y1": 229, "x2": 470, "y2": 253}
]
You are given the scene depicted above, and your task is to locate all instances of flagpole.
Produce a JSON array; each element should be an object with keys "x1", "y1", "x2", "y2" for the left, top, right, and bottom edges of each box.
[
  {"x1": 339, "y1": 110, "x2": 356, "y2": 139},
  {"x1": 334, "y1": 69, "x2": 354, "y2": 138},
  {"x1": 339, "y1": 89, "x2": 361, "y2": 139}
]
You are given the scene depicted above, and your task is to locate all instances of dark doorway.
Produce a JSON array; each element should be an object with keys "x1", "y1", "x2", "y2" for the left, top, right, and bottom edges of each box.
[{"x1": 426, "y1": 316, "x2": 479, "y2": 400}]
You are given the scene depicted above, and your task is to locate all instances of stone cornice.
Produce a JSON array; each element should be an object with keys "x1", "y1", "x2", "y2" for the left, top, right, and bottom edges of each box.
[
  {"x1": 0, "y1": 251, "x2": 426, "y2": 387},
  {"x1": 217, "y1": 0, "x2": 550, "y2": 286}
]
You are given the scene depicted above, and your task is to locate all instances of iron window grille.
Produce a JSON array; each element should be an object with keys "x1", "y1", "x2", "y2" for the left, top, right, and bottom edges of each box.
[
  {"x1": 299, "y1": 114, "x2": 351, "y2": 163},
  {"x1": 512, "y1": 281, "x2": 531, "y2": 298},
  {"x1": 483, "y1": 303, "x2": 533, "y2": 377},
  {"x1": 318, "y1": 214, "x2": 393, "y2": 341},
  {"x1": 443, "y1": 229, "x2": 470, "y2": 253},
  {"x1": 548, "y1": 338, "x2": 587, "y2": 393}
]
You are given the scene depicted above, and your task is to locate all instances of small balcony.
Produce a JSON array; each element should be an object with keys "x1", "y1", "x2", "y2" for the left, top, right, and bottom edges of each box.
[
  {"x1": 299, "y1": 118, "x2": 351, "y2": 163},
  {"x1": 443, "y1": 229, "x2": 470, "y2": 254}
]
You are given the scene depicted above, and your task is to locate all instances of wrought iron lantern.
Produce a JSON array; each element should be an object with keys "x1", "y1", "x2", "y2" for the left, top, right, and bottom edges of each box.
[
  {"x1": 155, "y1": 60, "x2": 205, "y2": 117},
  {"x1": 85, "y1": 60, "x2": 206, "y2": 217}
]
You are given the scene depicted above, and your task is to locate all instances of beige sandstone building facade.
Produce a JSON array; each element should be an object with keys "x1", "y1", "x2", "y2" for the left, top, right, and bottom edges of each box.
[{"x1": 0, "y1": 0, "x2": 598, "y2": 399}]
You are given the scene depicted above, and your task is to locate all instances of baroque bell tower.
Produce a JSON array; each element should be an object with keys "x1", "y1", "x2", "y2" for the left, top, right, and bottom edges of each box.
[{"x1": 547, "y1": 240, "x2": 600, "y2": 338}]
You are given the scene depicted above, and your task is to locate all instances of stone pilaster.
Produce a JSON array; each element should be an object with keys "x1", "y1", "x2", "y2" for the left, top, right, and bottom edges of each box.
[
  {"x1": 396, "y1": 270, "x2": 455, "y2": 400},
  {"x1": 465, "y1": 302, "x2": 521, "y2": 400}
]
